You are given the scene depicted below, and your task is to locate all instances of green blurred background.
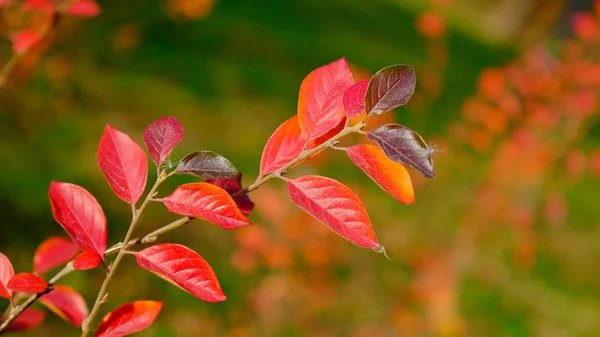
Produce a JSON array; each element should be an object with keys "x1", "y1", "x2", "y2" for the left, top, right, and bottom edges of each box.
[{"x1": 2, "y1": 0, "x2": 600, "y2": 336}]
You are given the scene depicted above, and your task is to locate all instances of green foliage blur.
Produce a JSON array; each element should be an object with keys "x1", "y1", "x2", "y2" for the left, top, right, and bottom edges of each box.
[{"x1": 2, "y1": 0, "x2": 600, "y2": 336}]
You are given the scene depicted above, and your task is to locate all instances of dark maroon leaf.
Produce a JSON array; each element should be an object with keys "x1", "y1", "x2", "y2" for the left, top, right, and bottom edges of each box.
[
  {"x1": 365, "y1": 65, "x2": 416, "y2": 115},
  {"x1": 206, "y1": 173, "x2": 255, "y2": 216},
  {"x1": 367, "y1": 124, "x2": 435, "y2": 178},
  {"x1": 175, "y1": 151, "x2": 239, "y2": 179}
]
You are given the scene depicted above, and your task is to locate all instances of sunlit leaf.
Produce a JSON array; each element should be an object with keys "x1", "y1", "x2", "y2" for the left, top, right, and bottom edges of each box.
[
  {"x1": 48, "y1": 181, "x2": 107, "y2": 259},
  {"x1": 365, "y1": 65, "x2": 416, "y2": 115},
  {"x1": 298, "y1": 58, "x2": 354, "y2": 140},
  {"x1": 0, "y1": 253, "x2": 14, "y2": 301},
  {"x1": 287, "y1": 176, "x2": 379, "y2": 249},
  {"x1": 367, "y1": 124, "x2": 435, "y2": 178},
  {"x1": 11, "y1": 30, "x2": 42, "y2": 54},
  {"x1": 206, "y1": 173, "x2": 255, "y2": 216},
  {"x1": 162, "y1": 183, "x2": 251, "y2": 229},
  {"x1": 40, "y1": 285, "x2": 88, "y2": 327},
  {"x1": 34, "y1": 237, "x2": 79, "y2": 274},
  {"x1": 143, "y1": 116, "x2": 184, "y2": 167},
  {"x1": 95, "y1": 301, "x2": 162, "y2": 337},
  {"x1": 133, "y1": 244, "x2": 226, "y2": 302},
  {"x1": 2, "y1": 308, "x2": 45, "y2": 333},
  {"x1": 73, "y1": 252, "x2": 102, "y2": 271},
  {"x1": 65, "y1": 0, "x2": 101, "y2": 17},
  {"x1": 98, "y1": 125, "x2": 148, "y2": 204},
  {"x1": 7, "y1": 273, "x2": 47, "y2": 294},
  {"x1": 345, "y1": 144, "x2": 415, "y2": 204},
  {"x1": 259, "y1": 115, "x2": 307, "y2": 176},
  {"x1": 343, "y1": 80, "x2": 369, "y2": 118},
  {"x1": 175, "y1": 151, "x2": 238, "y2": 179}
]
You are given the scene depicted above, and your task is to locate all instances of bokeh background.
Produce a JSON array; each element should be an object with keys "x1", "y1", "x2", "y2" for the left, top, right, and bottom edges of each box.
[{"x1": 2, "y1": 0, "x2": 600, "y2": 336}]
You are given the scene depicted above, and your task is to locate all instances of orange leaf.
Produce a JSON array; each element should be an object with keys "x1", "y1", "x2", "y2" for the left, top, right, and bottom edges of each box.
[
  {"x1": 7, "y1": 272, "x2": 47, "y2": 294},
  {"x1": 259, "y1": 115, "x2": 307, "y2": 176},
  {"x1": 95, "y1": 301, "x2": 162, "y2": 337}
]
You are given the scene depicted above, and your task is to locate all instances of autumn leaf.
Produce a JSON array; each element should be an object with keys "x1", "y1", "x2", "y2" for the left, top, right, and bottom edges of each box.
[
  {"x1": 98, "y1": 125, "x2": 148, "y2": 205},
  {"x1": 34, "y1": 237, "x2": 79, "y2": 274},
  {"x1": 343, "y1": 80, "x2": 369, "y2": 118},
  {"x1": 175, "y1": 151, "x2": 239, "y2": 179},
  {"x1": 2, "y1": 308, "x2": 45, "y2": 333},
  {"x1": 206, "y1": 173, "x2": 255, "y2": 216},
  {"x1": 367, "y1": 124, "x2": 435, "y2": 178},
  {"x1": 259, "y1": 115, "x2": 307, "y2": 176},
  {"x1": 11, "y1": 30, "x2": 42, "y2": 54},
  {"x1": 133, "y1": 244, "x2": 226, "y2": 302},
  {"x1": 95, "y1": 301, "x2": 162, "y2": 337},
  {"x1": 162, "y1": 183, "x2": 251, "y2": 229},
  {"x1": 287, "y1": 176, "x2": 380, "y2": 249},
  {"x1": 0, "y1": 253, "x2": 14, "y2": 302},
  {"x1": 365, "y1": 65, "x2": 416, "y2": 115},
  {"x1": 40, "y1": 285, "x2": 88, "y2": 327},
  {"x1": 345, "y1": 144, "x2": 415, "y2": 204},
  {"x1": 298, "y1": 58, "x2": 355, "y2": 141},
  {"x1": 73, "y1": 252, "x2": 102, "y2": 270},
  {"x1": 143, "y1": 116, "x2": 184, "y2": 167},
  {"x1": 7, "y1": 272, "x2": 48, "y2": 294},
  {"x1": 48, "y1": 181, "x2": 107, "y2": 260},
  {"x1": 65, "y1": 0, "x2": 101, "y2": 17}
]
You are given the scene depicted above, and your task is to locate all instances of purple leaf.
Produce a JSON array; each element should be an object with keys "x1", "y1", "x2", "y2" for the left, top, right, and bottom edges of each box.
[
  {"x1": 206, "y1": 173, "x2": 255, "y2": 216},
  {"x1": 175, "y1": 151, "x2": 239, "y2": 179},
  {"x1": 365, "y1": 65, "x2": 416, "y2": 115},
  {"x1": 143, "y1": 116, "x2": 184, "y2": 167},
  {"x1": 367, "y1": 124, "x2": 435, "y2": 178}
]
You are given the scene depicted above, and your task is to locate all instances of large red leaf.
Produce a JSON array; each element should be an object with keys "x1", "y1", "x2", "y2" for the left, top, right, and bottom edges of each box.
[
  {"x1": 345, "y1": 144, "x2": 415, "y2": 204},
  {"x1": 73, "y1": 251, "x2": 102, "y2": 270},
  {"x1": 7, "y1": 272, "x2": 47, "y2": 294},
  {"x1": 259, "y1": 115, "x2": 307, "y2": 176},
  {"x1": 34, "y1": 237, "x2": 79, "y2": 274},
  {"x1": 161, "y1": 183, "x2": 251, "y2": 230},
  {"x1": 95, "y1": 301, "x2": 162, "y2": 337},
  {"x1": 0, "y1": 252, "x2": 14, "y2": 301},
  {"x1": 39, "y1": 285, "x2": 88, "y2": 327},
  {"x1": 98, "y1": 125, "x2": 148, "y2": 205},
  {"x1": 297, "y1": 58, "x2": 355, "y2": 141},
  {"x1": 133, "y1": 244, "x2": 226, "y2": 302},
  {"x1": 143, "y1": 116, "x2": 184, "y2": 167},
  {"x1": 2, "y1": 308, "x2": 45, "y2": 333},
  {"x1": 48, "y1": 181, "x2": 107, "y2": 260},
  {"x1": 287, "y1": 176, "x2": 379, "y2": 249},
  {"x1": 343, "y1": 80, "x2": 369, "y2": 118}
]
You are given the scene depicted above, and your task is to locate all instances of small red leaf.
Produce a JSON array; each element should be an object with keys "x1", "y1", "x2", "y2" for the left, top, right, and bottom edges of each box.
[
  {"x1": 7, "y1": 273, "x2": 47, "y2": 294},
  {"x1": 40, "y1": 285, "x2": 88, "y2": 327},
  {"x1": 287, "y1": 176, "x2": 379, "y2": 249},
  {"x1": 73, "y1": 252, "x2": 102, "y2": 270},
  {"x1": 162, "y1": 183, "x2": 251, "y2": 229},
  {"x1": 133, "y1": 244, "x2": 226, "y2": 302},
  {"x1": 3, "y1": 308, "x2": 45, "y2": 333},
  {"x1": 298, "y1": 58, "x2": 355, "y2": 141},
  {"x1": 95, "y1": 301, "x2": 162, "y2": 337},
  {"x1": 34, "y1": 237, "x2": 79, "y2": 274},
  {"x1": 23, "y1": 0, "x2": 54, "y2": 13},
  {"x1": 48, "y1": 181, "x2": 107, "y2": 260},
  {"x1": 143, "y1": 116, "x2": 184, "y2": 167},
  {"x1": 365, "y1": 65, "x2": 416, "y2": 115},
  {"x1": 0, "y1": 253, "x2": 15, "y2": 301},
  {"x1": 343, "y1": 80, "x2": 369, "y2": 118},
  {"x1": 65, "y1": 0, "x2": 101, "y2": 17},
  {"x1": 11, "y1": 29, "x2": 42, "y2": 54},
  {"x1": 259, "y1": 115, "x2": 307, "y2": 176},
  {"x1": 345, "y1": 144, "x2": 415, "y2": 204},
  {"x1": 98, "y1": 125, "x2": 148, "y2": 204},
  {"x1": 206, "y1": 173, "x2": 255, "y2": 216}
]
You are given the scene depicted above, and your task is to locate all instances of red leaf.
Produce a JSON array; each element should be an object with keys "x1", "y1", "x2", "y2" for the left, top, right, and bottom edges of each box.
[
  {"x1": 206, "y1": 173, "x2": 255, "y2": 216},
  {"x1": 65, "y1": 0, "x2": 101, "y2": 17},
  {"x1": 307, "y1": 117, "x2": 346, "y2": 149},
  {"x1": 40, "y1": 285, "x2": 88, "y2": 327},
  {"x1": 162, "y1": 183, "x2": 251, "y2": 230},
  {"x1": 0, "y1": 253, "x2": 14, "y2": 301},
  {"x1": 345, "y1": 144, "x2": 415, "y2": 204},
  {"x1": 0, "y1": 0, "x2": 13, "y2": 8},
  {"x1": 259, "y1": 115, "x2": 307, "y2": 176},
  {"x1": 95, "y1": 301, "x2": 162, "y2": 337},
  {"x1": 11, "y1": 29, "x2": 42, "y2": 54},
  {"x1": 143, "y1": 116, "x2": 184, "y2": 167},
  {"x1": 23, "y1": 0, "x2": 54, "y2": 13},
  {"x1": 98, "y1": 125, "x2": 148, "y2": 204},
  {"x1": 73, "y1": 252, "x2": 102, "y2": 270},
  {"x1": 287, "y1": 176, "x2": 379, "y2": 249},
  {"x1": 297, "y1": 58, "x2": 354, "y2": 141},
  {"x1": 343, "y1": 80, "x2": 369, "y2": 118},
  {"x1": 133, "y1": 244, "x2": 226, "y2": 302},
  {"x1": 3, "y1": 308, "x2": 45, "y2": 333},
  {"x1": 7, "y1": 273, "x2": 47, "y2": 294},
  {"x1": 48, "y1": 181, "x2": 107, "y2": 260},
  {"x1": 34, "y1": 237, "x2": 79, "y2": 274}
]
